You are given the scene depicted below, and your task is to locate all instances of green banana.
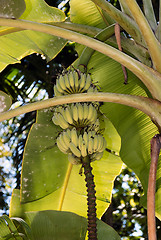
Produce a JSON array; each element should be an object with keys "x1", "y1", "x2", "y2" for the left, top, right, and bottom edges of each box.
[
  {"x1": 54, "y1": 85, "x2": 61, "y2": 96},
  {"x1": 93, "y1": 119, "x2": 100, "y2": 132},
  {"x1": 93, "y1": 135, "x2": 99, "y2": 152},
  {"x1": 58, "y1": 113, "x2": 70, "y2": 129},
  {"x1": 88, "y1": 138, "x2": 94, "y2": 154},
  {"x1": 62, "y1": 131, "x2": 71, "y2": 148},
  {"x1": 63, "y1": 74, "x2": 71, "y2": 90},
  {"x1": 79, "y1": 134, "x2": 83, "y2": 151},
  {"x1": 56, "y1": 79, "x2": 64, "y2": 94},
  {"x1": 68, "y1": 71, "x2": 75, "y2": 91},
  {"x1": 72, "y1": 104, "x2": 79, "y2": 122},
  {"x1": 71, "y1": 128, "x2": 78, "y2": 147},
  {"x1": 83, "y1": 131, "x2": 88, "y2": 146},
  {"x1": 81, "y1": 142, "x2": 87, "y2": 157},
  {"x1": 73, "y1": 71, "x2": 79, "y2": 92},
  {"x1": 66, "y1": 128, "x2": 71, "y2": 138},
  {"x1": 83, "y1": 103, "x2": 89, "y2": 121},
  {"x1": 84, "y1": 74, "x2": 91, "y2": 91},
  {"x1": 78, "y1": 103, "x2": 84, "y2": 122},
  {"x1": 59, "y1": 133, "x2": 69, "y2": 151},
  {"x1": 69, "y1": 142, "x2": 81, "y2": 158},
  {"x1": 65, "y1": 106, "x2": 73, "y2": 125},
  {"x1": 56, "y1": 134, "x2": 68, "y2": 154},
  {"x1": 59, "y1": 75, "x2": 66, "y2": 91},
  {"x1": 87, "y1": 104, "x2": 95, "y2": 122},
  {"x1": 52, "y1": 113, "x2": 59, "y2": 125},
  {"x1": 92, "y1": 152, "x2": 103, "y2": 161},
  {"x1": 90, "y1": 108, "x2": 97, "y2": 124},
  {"x1": 97, "y1": 135, "x2": 104, "y2": 152},
  {"x1": 79, "y1": 73, "x2": 86, "y2": 91},
  {"x1": 68, "y1": 153, "x2": 81, "y2": 165},
  {"x1": 98, "y1": 138, "x2": 107, "y2": 152},
  {"x1": 58, "y1": 107, "x2": 67, "y2": 121}
]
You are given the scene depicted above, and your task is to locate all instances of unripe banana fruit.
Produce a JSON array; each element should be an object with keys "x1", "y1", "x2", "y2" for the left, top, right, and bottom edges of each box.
[
  {"x1": 56, "y1": 129, "x2": 106, "y2": 164},
  {"x1": 52, "y1": 103, "x2": 98, "y2": 129},
  {"x1": 54, "y1": 71, "x2": 97, "y2": 96}
]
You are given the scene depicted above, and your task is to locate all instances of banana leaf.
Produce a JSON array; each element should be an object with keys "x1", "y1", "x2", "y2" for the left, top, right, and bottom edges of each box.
[
  {"x1": 0, "y1": 0, "x2": 67, "y2": 72},
  {"x1": 16, "y1": 106, "x2": 122, "y2": 219}
]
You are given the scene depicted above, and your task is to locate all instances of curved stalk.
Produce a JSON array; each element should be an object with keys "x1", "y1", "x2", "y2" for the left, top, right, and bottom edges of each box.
[
  {"x1": 0, "y1": 21, "x2": 101, "y2": 37},
  {"x1": 118, "y1": 0, "x2": 132, "y2": 16},
  {"x1": 50, "y1": 21, "x2": 101, "y2": 36},
  {"x1": 0, "y1": 19, "x2": 161, "y2": 100},
  {"x1": 142, "y1": 0, "x2": 157, "y2": 31},
  {"x1": 90, "y1": 0, "x2": 144, "y2": 46},
  {"x1": 148, "y1": 135, "x2": 161, "y2": 240},
  {"x1": 124, "y1": 0, "x2": 161, "y2": 73},
  {"x1": 1, "y1": 93, "x2": 161, "y2": 128}
]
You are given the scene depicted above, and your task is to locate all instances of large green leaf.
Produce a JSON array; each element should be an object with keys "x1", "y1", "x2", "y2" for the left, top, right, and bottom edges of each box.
[
  {"x1": 70, "y1": 0, "x2": 107, "y2": 29},
  {"x1": 70, "y1": 0, "x2": 161, "y2": 220},
  {"x1": 19, "y1": 107, "x2": 122, "y2": 219},
  {"x1": 0, "y1": 0, "x2": 67, "y2": 72},
  {"x1": 86, "y1": 51, "x2": 161, "y2": 219},
  {"x1": 10, "y1": 209, "x2": 121, "y2": 240}
]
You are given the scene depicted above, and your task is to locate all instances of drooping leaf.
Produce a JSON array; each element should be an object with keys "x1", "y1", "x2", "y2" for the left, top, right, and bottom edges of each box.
[
  {"x1": 0, "y1": 0, "x2": 26, "y2": 19},
  {"x1": 26, "y1": 210, "x2": 87, "y2": 240},
  {"x1": 11, "y1": 217, "x2": 33, "y2": 240},
  {"x1": 0, "y1": 215, "x2": 23, "y2": 240},
  {"x1": 85, "y1": 50, "x2": 161, "y2": 220},
  {"x1": 0, "y1": 90, "x2": 12, "y2": 112},
  {"x1": 70, "y1": 0, "x2": 107, "y2": 29},
  {"x1": 70, "y1": 0, "x2": 161, "y2": 220},
  {"x1": 0, "y1": 0, "x2": 67, "y2": 72},
  {"x1": 10, "y1": 210, "x2": 121, "y2": 240},
  {"x1": 16, "y1": 105, "x2": 122, "y2": 219}
]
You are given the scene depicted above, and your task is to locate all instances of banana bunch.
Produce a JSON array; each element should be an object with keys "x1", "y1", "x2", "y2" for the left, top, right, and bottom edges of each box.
[
  {"x1": 52, "y1": 103, "x2": 98, "y2": 129},
  {"x1": 54, "y1": 71, "x2": 97, "y2": 96},
  {"x1": 56, "y1": 129, "x2": 106, "y2": 164}
]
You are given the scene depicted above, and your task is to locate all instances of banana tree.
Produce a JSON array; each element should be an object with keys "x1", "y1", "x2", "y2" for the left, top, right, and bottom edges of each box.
[{"x1": 0, "y1": 0, "x2": 161, "y2": 239}]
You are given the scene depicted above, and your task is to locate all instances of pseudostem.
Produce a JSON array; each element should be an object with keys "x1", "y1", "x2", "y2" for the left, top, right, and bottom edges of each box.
[
  {"x1": 82, "y1": 157, "x2": 98, "y2": 240},
  {"x1": 148, "y1": 134, "x2": 161, "y2": 240}
]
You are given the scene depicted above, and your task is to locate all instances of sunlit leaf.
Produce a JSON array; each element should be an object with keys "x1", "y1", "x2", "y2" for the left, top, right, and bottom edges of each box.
[
  {"x1": 0, "y1": 0, "x2": 67, "y2": 72},
  {"x1": 70, "y1": 0, "x2": 107, "y2": 28},
  {"x1": 18, "y1": 105, "x2": 122, "y2": 219},
  {"x1": 0, "y1": 90, "x2": 12, "y2": 112},
  {"x1": 85, "y1": 50, "x2": 161, "y2": 220},
  {"x1": 70, "y1": 0, "x2": 161, "y2": 220}
]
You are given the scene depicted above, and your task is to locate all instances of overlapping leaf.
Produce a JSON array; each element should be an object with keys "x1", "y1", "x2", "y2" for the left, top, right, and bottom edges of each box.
[
  {"x1": 10, "y1": 209, "x2": 121, "y2": 240},
  {"x1": 70, "y1": 0, "x2": 161, "y2": 220},
  {"x1": 19, "y1": 106, "x2": 122, "y2": 219},
  {"x1": 0, "y1": 0, "x2": 67, "y2": 72},
  {"x1": 87, "y1": 51, "x2": 161, "y2": 219}
]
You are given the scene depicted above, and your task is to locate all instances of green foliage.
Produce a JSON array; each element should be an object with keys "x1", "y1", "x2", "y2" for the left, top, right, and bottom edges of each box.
[
  {"x1": 19, "y1": 108, "x2": 122, "y2": 218},
  {"x1": 0, "y1": 0, "x2": 161, "y2": 238},
  {"x1": 0, "y1": 0, "x2": 67, "y2": 72},
  {"x1": 0, "y1": 210, "x2": 121, "y2": 240}
]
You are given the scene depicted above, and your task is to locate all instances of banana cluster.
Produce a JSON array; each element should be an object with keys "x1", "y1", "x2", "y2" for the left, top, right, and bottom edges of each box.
[
  {"x1": 52, "y1": 103, "x2": 98, "y2": 129},
  {"x1": 54, "y1": 71, "x2": 97, "y2": 96},
  {"x1": 56, "y1": 128, "x2": 106, "y2": 164}
]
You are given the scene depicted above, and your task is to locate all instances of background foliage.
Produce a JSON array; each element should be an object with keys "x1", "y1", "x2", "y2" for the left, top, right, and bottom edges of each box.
[{"x1": 0, "y1": 0, "x2": 161, "y2": 239}]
